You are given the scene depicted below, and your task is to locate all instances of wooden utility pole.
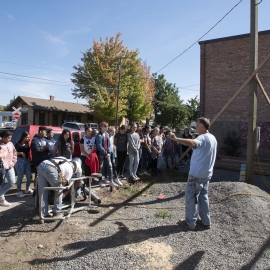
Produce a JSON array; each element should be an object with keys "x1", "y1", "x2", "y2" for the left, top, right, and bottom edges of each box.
[
  {"x1": 115, "y1": 57, "x2": 125, "y2": 130},
  {"x1": 246, "y1": 0, "x2": 258, "y2": 184}
]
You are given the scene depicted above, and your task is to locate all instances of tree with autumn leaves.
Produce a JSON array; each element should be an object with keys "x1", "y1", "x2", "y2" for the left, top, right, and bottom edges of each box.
[{"x1": 71, "y1": 33, "x2": 154, "y2": 124}]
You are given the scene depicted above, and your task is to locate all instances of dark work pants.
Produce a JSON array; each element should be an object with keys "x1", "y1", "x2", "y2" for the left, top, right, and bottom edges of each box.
[{"x1": 116, "y1": 150, "x2": 127, "y2": 175}]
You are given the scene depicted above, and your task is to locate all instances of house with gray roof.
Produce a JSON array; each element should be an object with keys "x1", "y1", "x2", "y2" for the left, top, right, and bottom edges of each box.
[{"x1": 5, "y1": 95, "x2": 97, "y2": 126}]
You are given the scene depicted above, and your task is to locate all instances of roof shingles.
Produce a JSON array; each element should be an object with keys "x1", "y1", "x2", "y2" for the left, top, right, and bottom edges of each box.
[{"x1": 19, "y1": 96, "x2": 92, "y2": 114}]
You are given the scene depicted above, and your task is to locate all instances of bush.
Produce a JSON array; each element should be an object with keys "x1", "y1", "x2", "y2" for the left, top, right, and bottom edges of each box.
[{"x1": 221, "y1": 130, "x2": 241, "y2": 157}]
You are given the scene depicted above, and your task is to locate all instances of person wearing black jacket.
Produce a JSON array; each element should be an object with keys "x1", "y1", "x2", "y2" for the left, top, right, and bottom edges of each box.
[
  {"x1": 182, "y1": 128, "x2": 193, "y2": 164},
  {"x1": 30, "y1": 126, "x2": 50, "y2": 187}
]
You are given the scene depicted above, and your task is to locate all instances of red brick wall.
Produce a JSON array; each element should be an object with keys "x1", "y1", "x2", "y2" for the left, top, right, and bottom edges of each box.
[
  {"x1": 200, "y1": 31, "x2": 270, "y2": 156},
  {"x1": 200, "y1": 32, "x2": 270, "y2": 122}
]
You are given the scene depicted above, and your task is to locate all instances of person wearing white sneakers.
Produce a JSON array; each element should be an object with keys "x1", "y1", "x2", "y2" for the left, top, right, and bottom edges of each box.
[
  {"x1": 128, "y1": 123, "x2": 141, "y2": 181},
  {"x1": 15, "y1": 131, "x2": 33, "y2": 198},
  {"x1": 96, "y1": 122, "x2": 118, "y2": 188},
  {"x1": 0, "y1": 130, "x2": 17, "y2": 207},
  {"x1": 108, "y1": 127, "x2": 123, "y2": 186}
]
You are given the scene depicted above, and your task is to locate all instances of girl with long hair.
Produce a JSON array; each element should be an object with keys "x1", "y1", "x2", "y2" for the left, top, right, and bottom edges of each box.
[
  {"x1": 53, "y1": 129, "x2": 74, "y2": 160},
  {"x1": 15, "y1": 131, "x2": 33, "y2": 197}
]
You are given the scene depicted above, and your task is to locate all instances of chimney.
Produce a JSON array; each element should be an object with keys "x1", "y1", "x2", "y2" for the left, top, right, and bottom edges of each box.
[{"x1": 50, "y1": 95, "x2": 55, "y2": 101}]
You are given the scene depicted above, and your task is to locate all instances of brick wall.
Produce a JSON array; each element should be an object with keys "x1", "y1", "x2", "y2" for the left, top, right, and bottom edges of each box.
[{"x1": 199, "y1": 31, "x2": 270, "y2": 157}]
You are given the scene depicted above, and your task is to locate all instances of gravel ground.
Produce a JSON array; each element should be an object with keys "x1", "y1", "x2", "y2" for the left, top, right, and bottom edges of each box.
[{"x1": 49, "y1": 172, "x2": 270, "y2": 270}]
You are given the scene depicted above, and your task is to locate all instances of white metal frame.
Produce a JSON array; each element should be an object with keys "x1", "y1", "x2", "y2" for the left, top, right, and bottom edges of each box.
[{"x1": 38, "y1": 176, "x2": 97, "y2": 223}]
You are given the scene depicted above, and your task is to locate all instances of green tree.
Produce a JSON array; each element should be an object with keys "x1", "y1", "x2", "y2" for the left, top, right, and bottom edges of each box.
[
  {"x1": 71, "y1": 32, "x2": 153, "y2": 123},
  {"x1": 153, "y1": 74, "x2": 188, "y2": 128},
  {"x1": 186, "y1": 96, "x2": 200, "y2": 123},
  {"x1": 0, "y1": 105, "x2": 4, "y2": 111}
]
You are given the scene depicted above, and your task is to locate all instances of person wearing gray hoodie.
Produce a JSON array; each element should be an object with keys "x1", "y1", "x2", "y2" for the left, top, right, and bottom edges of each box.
[{"x1": 128, "y1": 123, "x2": 141, "y2": 180}]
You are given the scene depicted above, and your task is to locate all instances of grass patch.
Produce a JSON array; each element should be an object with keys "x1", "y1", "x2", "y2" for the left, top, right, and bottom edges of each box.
[
  {"x1": 119, "y1": 186, "x2": 140, "y2": 197},
  {"x1": 155, "y1": 210, "x2": 173, "y2": 219}
]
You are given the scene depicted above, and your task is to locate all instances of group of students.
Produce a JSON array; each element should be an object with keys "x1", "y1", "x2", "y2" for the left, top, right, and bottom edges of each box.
[
  {"x1": 79, "y1": 122, "x2": 194, "y2": 188},
  {"x1": 0, "y1": 127, "x2": 80, "y2": 216},
  {"x1": 0, "y1": 121, "x2": 193, "y2": 216}
]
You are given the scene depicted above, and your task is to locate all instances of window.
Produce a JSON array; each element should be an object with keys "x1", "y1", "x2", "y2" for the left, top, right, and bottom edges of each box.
[
  {"x1": 88, "y1": 114, "x2": 94, "y2": 121},
  {"x1": 39, "y1": 111, "x2": 45, "y2": 125},
  {"x1": 53, "y1": 113, "x2": 58, "y2": 126},
  {"x1": 21, "y1": 112, "x2": 27, "y2": 125}
]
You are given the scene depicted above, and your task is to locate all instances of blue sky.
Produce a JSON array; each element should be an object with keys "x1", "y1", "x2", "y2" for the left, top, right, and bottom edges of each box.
[{"x1": 0, "y1": 0, "x2": 269, "y2": 107}]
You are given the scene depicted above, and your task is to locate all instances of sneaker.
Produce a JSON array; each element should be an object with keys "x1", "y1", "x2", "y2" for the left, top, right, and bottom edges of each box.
[
  {"x1": 17, "y1": 191, "x2": 25, "y2": 198},
  {"x1": 75, "y1": 195, "x2": 84, "y2": 202},
  {"x1": 99, "y1": 181, "x2": 105, "y2": 188},
  {"x1": 109, "y1": 181, "x2": 118, "y2": 187},
  {"x1": 114, "y1": 178, "x2": 123, "y2": 186},
  {"x1": 24, "y1": 189, "x2": 34, "y2": 195},
  {"x1": 104, "y1": 179, "x2": 110, "y2": 184},
  {"x1": 177, "y1": 219, "x2": 195, "y2": 231},
  {"x1": 130, "y1": 176, "x2": 138, "y2": 181},
  {"x1": 120, "y1": 175, "x2": 126, "y2": 180},
  {"x1": 197, "y1": 218, "x2": 211, "y2": 229},
  {"x1": 0, "y1": 200, "x2": 11, "y2": 207},
  {"x1": 53, "y1": 212, "x2": 63, "y2": 218},
  {"x1": 134, "y1": 175, "x2": 140, "y2": 180}
]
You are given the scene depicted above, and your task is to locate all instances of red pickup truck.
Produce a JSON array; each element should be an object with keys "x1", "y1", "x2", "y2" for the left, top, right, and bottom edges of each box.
[{"x1": 11, "y1": 125, "x2": 85, "y2": 160}]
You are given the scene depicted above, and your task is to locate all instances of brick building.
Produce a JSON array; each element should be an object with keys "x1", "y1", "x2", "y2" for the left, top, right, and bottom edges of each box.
[{"x1": 199, "y1": 30, "x2": 270, "y2": 158}]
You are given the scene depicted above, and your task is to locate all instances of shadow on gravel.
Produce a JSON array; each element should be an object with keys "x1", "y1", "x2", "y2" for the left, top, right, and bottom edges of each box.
[
  {"x1": 126, "y1": 191, "x2": 185, "y2": 206},
  {"x1": 28, "y1": 224, "x2": 182, "y2": 265},
  {"x1": 89, "y1": 180, "x2": 155, "y2": 227},
  {"x1": 173, "y1": 250, "x2": 205, "y2": 270},
  {"x1": 0, "y1": 190, "x2": 63, "y2": 236},
  {"x1": 240, "y1": 235, "x2": 270, "y2": 270}
]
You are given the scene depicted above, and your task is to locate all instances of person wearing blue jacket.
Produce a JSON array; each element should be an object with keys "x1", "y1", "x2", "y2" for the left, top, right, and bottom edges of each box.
[{"x1": 95, "y1": 122, "x2": 118, "y2": 188}]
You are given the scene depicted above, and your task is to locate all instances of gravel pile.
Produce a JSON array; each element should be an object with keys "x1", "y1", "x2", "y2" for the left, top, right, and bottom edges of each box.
[{"x1": 51, "y1": 179, "x2": 270, "y2": 270}]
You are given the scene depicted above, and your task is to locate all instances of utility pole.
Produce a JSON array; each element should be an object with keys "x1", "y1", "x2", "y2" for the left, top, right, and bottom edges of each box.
[
  {"x1": 115, "y1": 57, "x2": 125, "y2": 130},
  {"x1": 246, "y1": 0, "x2": 258, "y2": 185}
]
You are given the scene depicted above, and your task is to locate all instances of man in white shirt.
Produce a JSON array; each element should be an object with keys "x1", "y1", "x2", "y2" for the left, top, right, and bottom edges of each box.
[
  {"x1": 38, "y1": 157, "x2": 81, "y2": 218},
  {"x1": 171, "y1": 117, "x2": 217, "y2": 230}
]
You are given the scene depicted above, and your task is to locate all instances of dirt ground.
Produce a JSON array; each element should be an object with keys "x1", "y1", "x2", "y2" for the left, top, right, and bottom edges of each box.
[{"x1": 0, "y1": 173, "x2": 174, "y2": 270}]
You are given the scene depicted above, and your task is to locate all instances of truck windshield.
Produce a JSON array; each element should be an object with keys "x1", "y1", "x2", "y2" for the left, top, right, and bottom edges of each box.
[{"x1": 11, "y1": 126, "x2": 29, "y2": 145}]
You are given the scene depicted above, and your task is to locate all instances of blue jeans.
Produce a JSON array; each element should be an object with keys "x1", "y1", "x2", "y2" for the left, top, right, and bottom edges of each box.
[
  {"x1": 38, "y1": 162, "x2": 62, "y2": 216},
  {"x1": 142, "y1": 147, "x2": 152, "y2": 171},
  {"x1": 0, "y1": 167, "x2": 16, "y2": 201},
  {"x1": 98, "y1": 154, "x2": 113, "y2": 181},
  {"x1": 15, "y1": 158, "x2": 32, "y2": 190},
  {"x1": 185, "y1": 175, "x2": 211, "y2": 229}
]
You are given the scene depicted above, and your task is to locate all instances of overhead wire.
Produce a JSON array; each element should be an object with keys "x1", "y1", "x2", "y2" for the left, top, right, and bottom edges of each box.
[
  {"x1": 155, "y1": 0, "x2": 243, "y2": 73},
  {"x1": 0, "y1": 60, "x2": 67, "y2": 72},
  {"x1": 0, "y1": 70, "x2": 200, "y2": 92}
]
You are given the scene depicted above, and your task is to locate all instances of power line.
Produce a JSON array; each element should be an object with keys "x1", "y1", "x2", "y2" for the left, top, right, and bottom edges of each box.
[
  {"x1": 0, "y1": 71, "x2": 72, "y2": 84},
  {"x1": 0, "y1": 71, "x2": 201, "y2": 92},
  {"x1": 155, "y1": 0, "x2": 243, "y2": 73},
  {"x1": 0, "y1": 59, "x2": 67, "y2": 72}
]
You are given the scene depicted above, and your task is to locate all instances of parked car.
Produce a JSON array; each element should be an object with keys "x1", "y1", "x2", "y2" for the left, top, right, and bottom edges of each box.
[
  {"x1": 11, "y1": 125, "x2": 85, "y2": 161},
  {"x1": 62, "y1": 122, "x2": 85, "y2": 131},
  {"x1": 4, "y1": 121, "x2": 15, "y2": 129},
  {"x1": 85, "y1": 122, "x2": 98, "y2": 130}
]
